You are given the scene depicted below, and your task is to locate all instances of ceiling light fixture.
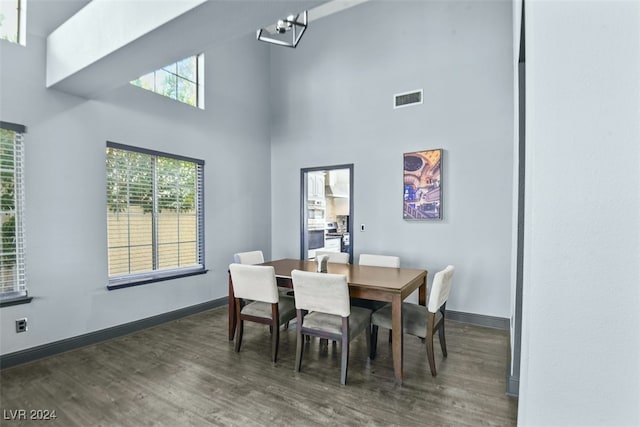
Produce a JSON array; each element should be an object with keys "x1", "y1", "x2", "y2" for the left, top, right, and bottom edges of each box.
[{"x1": 257, "y1": 11, "x2": 308, "y2": 48}]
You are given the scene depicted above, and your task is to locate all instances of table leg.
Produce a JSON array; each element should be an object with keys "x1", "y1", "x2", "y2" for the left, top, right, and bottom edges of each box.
[
  {"x1": 228, "y1": 273, "x2": 236, "y2": 341},
  {"x1": 391, "y1": 294, "x2": 404, "y2": 384},
  {"x1": 419, "y1": 275, "x2": 427, "y2": 306}
]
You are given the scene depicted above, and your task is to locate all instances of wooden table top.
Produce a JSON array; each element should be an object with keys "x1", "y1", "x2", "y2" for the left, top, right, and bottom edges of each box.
[{"x1": 261, "y1": 258, "x2": 427, "y2": 294}]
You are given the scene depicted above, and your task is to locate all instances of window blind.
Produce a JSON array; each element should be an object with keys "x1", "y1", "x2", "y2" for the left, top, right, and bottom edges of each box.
[
  {"x1": 106, "y1": 142, "x2": 205, "y2": 288},
  {"x1": 0, "y1": 122, "x2": 27, "y2": 301}
]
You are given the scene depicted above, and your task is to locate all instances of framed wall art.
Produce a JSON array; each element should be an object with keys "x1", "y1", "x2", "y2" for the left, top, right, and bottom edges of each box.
[{"x1": 403, "y1": 149, "x2": 442, "y2": 220}]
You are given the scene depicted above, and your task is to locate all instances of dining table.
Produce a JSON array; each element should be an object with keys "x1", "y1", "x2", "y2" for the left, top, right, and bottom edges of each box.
[{"x1": 227, "y1": 258, "x2": 428, "y2": 385}]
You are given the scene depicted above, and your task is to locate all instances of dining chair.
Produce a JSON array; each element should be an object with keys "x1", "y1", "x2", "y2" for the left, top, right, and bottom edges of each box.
[
  {"x1": 358, "y1": 253, "x2": 400, "y2": 268},
  {"x1": 291, "y1": 269, "x2": 372, "y2": 385},
  {"x1": 233, "y1": 250, "x2": 291, "y2": 299},
  {"x1": 314, "y1": 251, "x2": 350, "y2": 264},
  {"x1": 309, "y1": 251, "x2": 349, "y2": 346},
  {"x1": 370, "y1": 265, "x2": 455, "y2": 376},
  {"x1": 228, "y1": 263, "x2": 297, "y2": 363},
  {"x1": 233, "y1": 250, "x2": 265, "y2": 265}
]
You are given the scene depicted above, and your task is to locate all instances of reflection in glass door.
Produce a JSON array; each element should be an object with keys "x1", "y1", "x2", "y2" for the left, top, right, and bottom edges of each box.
[{"x1": 300, "y1": 164, "x2": 353, "y2": 262}]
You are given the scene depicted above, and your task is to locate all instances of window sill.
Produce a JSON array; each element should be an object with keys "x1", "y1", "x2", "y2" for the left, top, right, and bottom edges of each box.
[
  {"x1": 107, "y1": 268, "x2": 208, "y2": 290},
  {"x1": 0, "y1": 295, "x2": 33, "y2": 307}
]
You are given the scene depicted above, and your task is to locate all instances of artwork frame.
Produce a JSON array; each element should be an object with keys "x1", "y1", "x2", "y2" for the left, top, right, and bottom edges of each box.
[{"x1": 403, "y1": 149, "x2": 442, "y2": 220}]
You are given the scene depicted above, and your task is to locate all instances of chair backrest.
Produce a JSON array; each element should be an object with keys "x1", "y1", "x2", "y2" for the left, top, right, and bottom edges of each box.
[
  {"x1": 291, "y1": 270, "x2": 351, "y2": 317},
  {"x1": 359, "y1": 253, "x2": 400, "y2": 268},
  {"x1": 314, "y1": 251, "x2": 350, "y2": 264},
  {"x1": 233, "y1": 250, "x2": 265, "y2": 265},
  {"x1": 428, "y1": 265, "x2": 455, "y2": 313},
  {"x1": 229, "y1": 263, "x2": 279, "y2": 303}
]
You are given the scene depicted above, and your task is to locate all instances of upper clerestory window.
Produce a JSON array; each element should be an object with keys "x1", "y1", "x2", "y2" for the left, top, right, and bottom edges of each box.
[
  {"x1": 131, "y1": 54, "x2": 204, "y2": 109},
  {"x1": 0, "y1": 0, "x2": 27, "y2": 45}
]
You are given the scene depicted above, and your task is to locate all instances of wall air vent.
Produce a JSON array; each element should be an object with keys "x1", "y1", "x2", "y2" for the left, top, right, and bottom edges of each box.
[{"x1": 394, "y1": 89, "x2": 423, "y2": 109}]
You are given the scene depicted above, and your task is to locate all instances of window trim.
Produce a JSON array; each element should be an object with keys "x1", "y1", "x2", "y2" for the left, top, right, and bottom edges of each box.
[
  {"x1": 105, "y1": 142, "x2": 206, "y2": 290},
  {"x1": 0, "y1": 121, "x2": 25, "y2": 133},
  {"x1": 0, "y1": 293, "x2": 32, "y2": 307},
  {"x1": 107, "y1": 266, "x2": 207, "y2": 291},
  {"x1": 0, "y1": 121, "x2": 28, "y2": 305}
]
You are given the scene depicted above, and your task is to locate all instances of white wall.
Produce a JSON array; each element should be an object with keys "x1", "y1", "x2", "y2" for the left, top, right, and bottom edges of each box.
[
  {"x1": 518, "y1": 1, "x2": 640, "y2": 425},
  {"x1": 270, "y1": 0, "x2": 514, "y2": 318},
  {"x1": 0, "y1": 31, "x2": 272, "y2": 355}
]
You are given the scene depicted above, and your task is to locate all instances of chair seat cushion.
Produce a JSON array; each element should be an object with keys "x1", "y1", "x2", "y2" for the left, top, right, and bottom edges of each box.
[
  {"x1": 303, "y1": 306, "x2": 372, "y2": 337},
  {"x1": 241, "y1": 298, "x2": 296, "y2": 324},
  {"x1": 371, "y1": 303, "x2": 442, "y2": 338}
]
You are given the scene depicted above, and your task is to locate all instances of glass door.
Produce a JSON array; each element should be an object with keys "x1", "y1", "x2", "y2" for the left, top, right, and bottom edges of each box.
[{"x1": 300, "y1": 164, "x2": 353, "y2": 262}]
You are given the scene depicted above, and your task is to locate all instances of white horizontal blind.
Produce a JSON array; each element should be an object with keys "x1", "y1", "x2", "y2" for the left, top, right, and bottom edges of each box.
[
  {"x1": 0, "y1": 124, "x2": 27, "y2": 300},
  {"x1": 155, "y1": 156, "x2": 201, "y2": 270},
  {"x1": 106, "y1": 143, "x2": 204, "y2": 286}
]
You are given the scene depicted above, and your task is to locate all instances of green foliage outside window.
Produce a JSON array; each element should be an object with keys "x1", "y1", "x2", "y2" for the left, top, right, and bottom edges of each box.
[
  {"x1": 106, "y1": 148, "x2": 197, "y2": 213},
  {"x1": 130, "y1": 54, "x2": 201, "y2": 108},
  {"x1": 0, "y1": 129, "x2": 16, "y2": 269}
]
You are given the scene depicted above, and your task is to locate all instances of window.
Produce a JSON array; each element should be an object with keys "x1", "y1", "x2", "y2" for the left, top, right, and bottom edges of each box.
[
  {"x1": 131, "y1": 54, "x2": 204, "y2": 109},
  {"x1": 0, "y1": 0, "x2": 26, "y2": 45},
  {"x1": 106, "y1": 142, "x2": 205, "y2": 289},
  {"x1": 0, "y1": 121, "x2": 28, "y2": 305}
]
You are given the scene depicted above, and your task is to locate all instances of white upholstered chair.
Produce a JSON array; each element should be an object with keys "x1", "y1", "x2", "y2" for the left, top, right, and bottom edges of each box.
[
  {"x1": 370, "y1": 265, "x2": 455, "y2": 376},
  {"x1": 233, "y1": 250, "x2": 290, "y2": 299},
  {"x1": 233, "y1": 250, "x2": 265, "y2": 265},
  {"x1": 228, "y1": 263, "x2": 296, "y2": 363},
  {"x1": 358, "y1": 253, "x2": 401, "y2": 268},
  {"x1": 314, "y1": 251, "x2": 350, "y2": 264},
  {"x1": 291, "y1": 270, "x2": 372, "y2": 385}
]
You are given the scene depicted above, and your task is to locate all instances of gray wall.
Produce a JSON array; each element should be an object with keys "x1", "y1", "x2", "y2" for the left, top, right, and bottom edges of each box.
[
  {"x1": 270, "y1": 0, "x2": 514, "y2": 317},
  {"x1": 518, "y1": 1, "x2": 640, "y2": 424},
  {"x1": 0, "y1": 32, "x2": 272, "y2": 355}
]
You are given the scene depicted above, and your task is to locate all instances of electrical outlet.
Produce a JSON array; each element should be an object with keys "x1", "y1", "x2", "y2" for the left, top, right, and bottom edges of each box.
[{"x1": 15, "y1": 318, "x2": 27, "y2": 333}]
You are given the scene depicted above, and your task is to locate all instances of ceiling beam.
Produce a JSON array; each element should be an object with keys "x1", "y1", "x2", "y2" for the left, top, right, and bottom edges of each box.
[{"x1": 46, "y1": 0, "x2": 327, "y2": 98}]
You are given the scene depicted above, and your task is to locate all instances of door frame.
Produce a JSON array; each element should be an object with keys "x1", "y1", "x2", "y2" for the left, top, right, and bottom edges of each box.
[{"x1": 300, "y1": 164, "x2": 354, "y2": 263}]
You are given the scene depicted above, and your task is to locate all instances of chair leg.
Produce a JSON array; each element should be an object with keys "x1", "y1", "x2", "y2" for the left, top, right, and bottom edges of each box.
[
  {"x1": 235, "y1": 319, "x2": 244, "y2": 353},
  {"x1": 234, "y1": 299, "x2": 243, "y2": 353},
  {"x1": 340, "y1": 317, "x2": 349, "y2": 385},
  {"x1": 272, "y1": 321, "x2": 280, "y2": 363},
  {"x1": 295, "y1": 332, "x2": 304, "y2": 372},
  {"x1": 426, "y1": 332, "x2": 437, "y2": 376},
  {"x1": 438, "y1": 322, "x2": 448, "y2": 357},
  {"x1": 271, "y1": 304, "x2": 280, "y2": 363},
  {"x1": 370, "y1": 325, "x2": 378, "y2": 359},
  {"x1": 365, "y1": 323, "x2": 371, "y2": 359},
  {"x1": 426, "y1": 313, "x2": 437, "y2": 376},
  {"x1": 295, "y1": 310, "x2": 304, "y2": 372},
  {"x1": 340, "y1": 336, "x2": 349, "y2": 385},
  {"x1": 388, "y1": 329, "x2": 392, "y2": 343}
]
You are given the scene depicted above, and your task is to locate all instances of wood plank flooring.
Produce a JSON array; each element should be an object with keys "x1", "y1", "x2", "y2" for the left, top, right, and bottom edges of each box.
[{"x1": 0, "y1": 307, "x2": 517, "y2": 426}]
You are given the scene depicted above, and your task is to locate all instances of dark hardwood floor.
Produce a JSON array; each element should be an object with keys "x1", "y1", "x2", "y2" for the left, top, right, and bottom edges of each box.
[{"x1": 0, "y1": 307, "x2": 517, "y2": 426}]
